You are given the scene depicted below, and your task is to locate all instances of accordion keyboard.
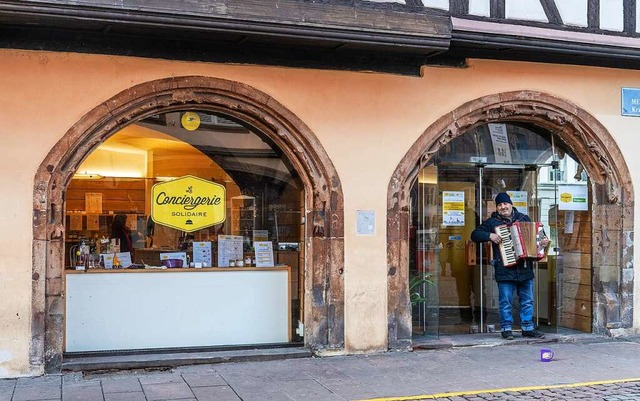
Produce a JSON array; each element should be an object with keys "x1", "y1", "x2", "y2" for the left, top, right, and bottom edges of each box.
[{"x1": 495, "y1": 225, "x2": 517, "y2": 266}]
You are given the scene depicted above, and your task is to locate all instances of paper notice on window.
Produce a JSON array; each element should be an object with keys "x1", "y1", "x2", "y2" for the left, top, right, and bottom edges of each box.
[
  {"x1": 564, "y1": 211, "x2": 575, "y2": 234},
  {"x1": 442, "y1": 191, "x2": 465, "y2": 227},
  {"x1": 217, "y1": 235, "x2": 244, "y2": 267},
  {"x1": 86, "y1": 214, "x2": 99, "y2": 231},
  {"x1": 69, "y1": 214, "x2": 83, "y2": 231},
  {"x1": 85, "y1": 192, "x2": 103, "y2": 214},
  {"x1": 254, "y1": 241, "x2": 275, "y2": 267},
  {"x1": 507, "y1": 191, "x2": 528, "y2": 211},
  {"x1": 192, "y1": 241, "x2": 212, "y2": 267},
  {"x1": 488, "y1": 123, "x2": 512, "y2": 163}
]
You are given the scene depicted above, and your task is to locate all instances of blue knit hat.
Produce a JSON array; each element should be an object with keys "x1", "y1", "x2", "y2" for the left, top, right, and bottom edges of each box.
[{"x1": 495, "y1": 192, "x2": 512, "y2": 205}]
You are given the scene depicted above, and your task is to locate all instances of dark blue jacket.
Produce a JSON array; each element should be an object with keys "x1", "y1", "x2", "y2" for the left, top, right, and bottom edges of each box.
[{"x1": 471, "y1": 208, "x2": 534, "y2": 282}]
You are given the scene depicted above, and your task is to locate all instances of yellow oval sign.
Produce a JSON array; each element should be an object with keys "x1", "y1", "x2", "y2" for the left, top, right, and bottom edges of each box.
[
  {"x1": 181, "y1": 112, "x2": 201, "y2": 131},
  {"x1": 151, "y1": 175, "x2": 226, "y2": 232},
  {"x1": 560, "y1": 192, "x2": 573, "y2": 203}
]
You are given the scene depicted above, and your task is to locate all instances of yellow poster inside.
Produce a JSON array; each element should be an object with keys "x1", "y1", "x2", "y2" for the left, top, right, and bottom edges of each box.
[{"x1": 151, "y1": 175, "x2": 226, "y2": 232}]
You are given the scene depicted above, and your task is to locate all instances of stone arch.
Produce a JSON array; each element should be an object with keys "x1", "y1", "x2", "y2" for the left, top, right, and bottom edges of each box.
[
  {"x1": 387, "y1": 90, "x2": 634, "y2": 349},
  {"x1": 32, "y1": 76, "x2": 345, "y2": 372}
]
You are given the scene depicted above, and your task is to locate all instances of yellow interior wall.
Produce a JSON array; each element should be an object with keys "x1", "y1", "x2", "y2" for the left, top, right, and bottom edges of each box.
[
  {"x1": 78, "y1": 148, "x2": 147, "y2": 178},
  {"x1": 1, "y1": 49, "x2": 640, "y2": 376}
]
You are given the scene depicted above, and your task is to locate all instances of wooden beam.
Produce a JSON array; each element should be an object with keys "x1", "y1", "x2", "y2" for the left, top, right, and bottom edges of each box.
[
  {"x1": 490, "y1": 0, "x2": 505, "y2": 19},
  {"x1": 450, "y1": 0, "x2": 469, "y2": 16},
  {"x1": 540, "y1": 0, "x2": 563, "y2": 24},
  {"x1": 624, "y1": 0, "x2": 636, "y2": 34},
  {"x1": 588, "y1": 0, "x2": 600, "y2": 28}
]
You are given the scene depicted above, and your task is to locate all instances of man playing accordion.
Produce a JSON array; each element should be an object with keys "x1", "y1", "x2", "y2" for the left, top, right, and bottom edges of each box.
[{"x1": 471, "y1": 192, "x2": 550, "y2": 340}]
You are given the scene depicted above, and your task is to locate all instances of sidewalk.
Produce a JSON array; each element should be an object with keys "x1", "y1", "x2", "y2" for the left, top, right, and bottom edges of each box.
[{"x1": 2, "y1": 333, "x2": 640, "y2": 401}]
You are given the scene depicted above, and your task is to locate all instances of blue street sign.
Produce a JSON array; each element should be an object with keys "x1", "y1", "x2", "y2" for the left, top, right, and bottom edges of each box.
[{"x1": 621, "y1": 88, "x2": 640, "y2": 116}]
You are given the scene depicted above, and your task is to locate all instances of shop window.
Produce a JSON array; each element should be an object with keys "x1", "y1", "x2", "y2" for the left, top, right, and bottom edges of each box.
[{"x1": 64, "y1": 110, "x2": 305, "y2": 351}]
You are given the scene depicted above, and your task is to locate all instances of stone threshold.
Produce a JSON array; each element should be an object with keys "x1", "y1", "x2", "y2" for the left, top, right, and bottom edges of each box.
[{"x1": 62, "y1": 346, "x2": 312, "y2": 372}]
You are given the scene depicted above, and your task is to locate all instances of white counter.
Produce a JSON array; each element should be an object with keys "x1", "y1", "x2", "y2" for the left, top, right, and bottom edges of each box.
[{"x1": 65, "y1": 267, "x2": 290, "y2": 352}]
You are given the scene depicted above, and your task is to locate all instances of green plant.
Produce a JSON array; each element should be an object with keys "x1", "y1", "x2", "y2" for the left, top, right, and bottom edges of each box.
[{"x1": 409, "y1": 273, "x2": 433, "y2": 306}]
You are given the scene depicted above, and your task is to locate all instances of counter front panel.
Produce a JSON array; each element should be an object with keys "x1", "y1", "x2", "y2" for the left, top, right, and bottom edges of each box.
[{"x1": 65, "y1": 268, "x2": 289, "y2": 352}]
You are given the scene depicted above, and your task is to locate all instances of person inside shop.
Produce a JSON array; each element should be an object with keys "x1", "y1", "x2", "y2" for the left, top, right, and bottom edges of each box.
[
  {"x1": 470, "y1": 193, "x2": 550, "y2": 340},
  {"x1": 111, "y1": 214, "x2": 133, "y2": 253}
]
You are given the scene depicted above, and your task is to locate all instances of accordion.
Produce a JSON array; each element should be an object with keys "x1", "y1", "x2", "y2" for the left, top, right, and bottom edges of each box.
[{"x1": 494, "y1": 221, "x2": 546, "y2": 267}]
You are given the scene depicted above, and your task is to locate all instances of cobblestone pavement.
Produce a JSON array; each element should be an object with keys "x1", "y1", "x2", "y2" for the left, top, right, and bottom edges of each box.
[
  {"x1": 0, "y1": 337, "x2": 638, "y2": 401},
  {"x1": 412, "y1": 380, "x2": 640, "y2": 401}
]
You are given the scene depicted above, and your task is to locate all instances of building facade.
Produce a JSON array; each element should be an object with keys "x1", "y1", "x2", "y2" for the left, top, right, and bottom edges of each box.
[{"x1": 0, "y1": 0, "x2": 638, "y2": 377}]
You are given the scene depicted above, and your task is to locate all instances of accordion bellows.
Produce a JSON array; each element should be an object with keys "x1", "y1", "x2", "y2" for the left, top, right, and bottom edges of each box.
[{"x1": 495, "y1": 221, "x2": 545, "y2": 267}]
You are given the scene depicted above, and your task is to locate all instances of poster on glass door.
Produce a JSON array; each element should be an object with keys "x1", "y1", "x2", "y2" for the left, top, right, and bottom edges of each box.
[
  {"x1": 488, "y1": 123, "x2": 513, "y2": 163},
  {"x1": 507, "y1": 191, "x2": 527, "y2": 211},
  {"x1": 442, "y1": 191, "x2": 465, "y2": 226},
  {"x1": 558, "y1": 185, "x2": 588, "y2": 210}
]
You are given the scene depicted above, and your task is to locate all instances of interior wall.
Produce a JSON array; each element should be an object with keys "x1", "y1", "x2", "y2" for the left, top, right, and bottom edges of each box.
[{"x1": 0, "y1": 49, "x2": 639, "y2": 376}]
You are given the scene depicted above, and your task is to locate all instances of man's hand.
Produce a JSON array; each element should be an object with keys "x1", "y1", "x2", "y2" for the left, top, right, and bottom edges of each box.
[{"x1": 489, "y1": 233, "x2": 501, "y2": 244}]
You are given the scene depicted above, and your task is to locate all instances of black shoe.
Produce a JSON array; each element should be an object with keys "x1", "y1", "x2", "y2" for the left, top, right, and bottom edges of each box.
[
  {"x1": 522, "y1": 329, "x2": 546, "y2": 339},
  {"x1": 501, "y1": 330, "x2": 514, "y2": 340}
]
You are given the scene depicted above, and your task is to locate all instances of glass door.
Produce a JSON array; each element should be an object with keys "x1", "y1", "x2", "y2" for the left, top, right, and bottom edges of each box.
[
  {"x1": 435, "y1": 165, "x2": 478, "y2": 334},
  {"x1": 479, "y1": 165, "x2": 543, "y2": 334},
  {"x1": 411, "y1": 164, "x2": 440, "y2": 338},
  {"x1": 412, "y1": 163, "x2": 556, "y2": 336}
]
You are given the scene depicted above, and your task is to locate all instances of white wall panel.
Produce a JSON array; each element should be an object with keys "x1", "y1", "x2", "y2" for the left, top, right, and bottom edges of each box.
[
  {"x1": 366, "y1": 0, "x2": 406, "y2": 3},
  {"x1": 505, "y1": 0, "x2": 548, "y2": 22},
  {"x1": 469, "y1": 0, "x2": 490, "y2": 17},
  {"x1": 66, "y1": 269, "x2": 289, "y2": 352},
  {"x1": 600, "y1": 0, "x2": 624, "y2": 31},
  {"x1": 555, "y1": 0, "x2": 588, "y2": 27},
  {"x1": 423, "y1": 0, "x2": 449, "y2": 11}
]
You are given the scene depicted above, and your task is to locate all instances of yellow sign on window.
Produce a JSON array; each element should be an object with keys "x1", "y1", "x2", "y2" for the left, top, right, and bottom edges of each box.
[{"x1": 151, "y1": 175, "x2": 226, "y2": 232}]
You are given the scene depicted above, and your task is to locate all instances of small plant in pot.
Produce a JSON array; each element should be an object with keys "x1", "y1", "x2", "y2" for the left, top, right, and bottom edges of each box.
[{"x1": 409, "y1": 273, "x2": 433, "y2": 306}]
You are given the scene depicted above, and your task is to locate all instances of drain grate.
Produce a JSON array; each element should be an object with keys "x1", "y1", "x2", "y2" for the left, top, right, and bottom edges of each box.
[{"x1": 604, "y1": 394, "x2": 640, "y2": 401}]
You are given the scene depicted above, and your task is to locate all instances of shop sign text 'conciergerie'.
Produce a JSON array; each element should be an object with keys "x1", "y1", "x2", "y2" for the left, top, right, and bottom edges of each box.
[{"x1": 151, "y1": 175, "x2": 226, "y2": 232}]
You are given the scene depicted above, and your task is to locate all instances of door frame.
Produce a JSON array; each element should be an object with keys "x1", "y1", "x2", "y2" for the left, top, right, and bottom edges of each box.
[{"x1": 387, "y1": 91, "x2": 633, "y2": 350}]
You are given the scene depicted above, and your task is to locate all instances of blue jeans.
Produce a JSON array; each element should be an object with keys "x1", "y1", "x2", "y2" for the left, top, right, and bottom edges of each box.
[{"x1": 498, "y1": 279, "x2": 534, "y2": 332}]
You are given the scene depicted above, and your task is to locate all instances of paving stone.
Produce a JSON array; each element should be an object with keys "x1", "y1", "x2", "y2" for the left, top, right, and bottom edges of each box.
[
  {"x1": 191, "y1": 386, "x2": 242, "y2": 401},
  {"x1": 181, "y1": 373, "x2": 227, "y2": 388},
  {"x1": 138, "y1": 373, "x2": 185, "y2": 385},
  {"x1": 317, "y1": 378, "x2": 380, "y2": 400},
  {"x1": 62, "y1": 383, "x2": 103, "y2": 401},
  {"x1": 104, "y1": 392, "x2": 147, "y2": 401},
  {"x1": 12, "y1": 385, "x2": 61, "y2": 401},
  {"x1": 16, "y1": 376, "x2": 62, "y2": 388},
  {"x1": 232, "y1": 385, "x2": 295, "y2": 401},
  {"x1": 142, "y1": 381, "x2": 195, "y2": 401},
  {"x1": 0, "y1": 379, "x2": 15, "y2": 401},
  {"x1": 101, "y1": 377, "x2": 142, "y2": 394},
  {"x1": 277, "y1": 379, "x2": 344, "y2": 401}
]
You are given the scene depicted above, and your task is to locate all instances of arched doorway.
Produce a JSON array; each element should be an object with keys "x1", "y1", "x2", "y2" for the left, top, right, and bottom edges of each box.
[
  {"x1": 32, "y1": 76, "x2": 345, "y2": 372},
  {"x1": 387, "y1": 91, "x2": 633, "y2": 349}
]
